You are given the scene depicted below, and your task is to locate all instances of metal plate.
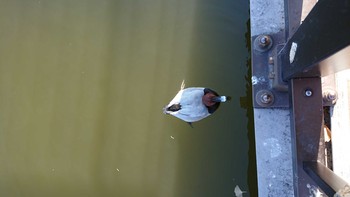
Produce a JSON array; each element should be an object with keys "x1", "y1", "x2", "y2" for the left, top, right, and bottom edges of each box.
[
  {"x1": 289, "y1": 77, "x2": 325, "y2": 196},
  {"x1": 252, "y1": 31, "x2": 289, "y2": 108}
]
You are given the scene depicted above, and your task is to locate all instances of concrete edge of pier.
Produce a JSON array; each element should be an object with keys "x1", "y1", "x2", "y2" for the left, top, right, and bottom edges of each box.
[{"x1": 250, "y1": 0, "x2": 350, "y2": 196}]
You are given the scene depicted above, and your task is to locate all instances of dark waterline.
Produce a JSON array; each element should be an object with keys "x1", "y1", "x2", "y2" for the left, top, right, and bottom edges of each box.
[{"x1": 243, "y1": 18, "x2": 259, "y2": 196}]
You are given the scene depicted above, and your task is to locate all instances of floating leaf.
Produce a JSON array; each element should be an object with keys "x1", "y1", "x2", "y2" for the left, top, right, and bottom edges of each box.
[{"x1": 234, "y1": 185, "x2": 246, "y2": 197}]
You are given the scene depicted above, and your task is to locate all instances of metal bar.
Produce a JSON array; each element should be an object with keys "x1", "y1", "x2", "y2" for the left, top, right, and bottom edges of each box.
[
  {"x1": 303, "y1": 161, "x2": 350, "y2": 196},
  {"x1": 289, "y1": 77, "x2": 325, "y2": 196},
  {"x1": 281, "y1": 0, "x2": 350, "y2": 80}
]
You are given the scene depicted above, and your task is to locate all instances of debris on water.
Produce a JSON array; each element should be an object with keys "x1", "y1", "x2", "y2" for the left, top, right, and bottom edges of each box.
[{"x1": 234, "y1": 185, "x2": 247, "y2": 197}]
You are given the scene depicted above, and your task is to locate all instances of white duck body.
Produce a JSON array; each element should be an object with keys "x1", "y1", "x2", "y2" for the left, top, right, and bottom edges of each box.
[
  {"x1": 165, "y1": 87, "x2": 210, "y2": 122},
  {"x1": 163, "y1": 81, "x2": 230, "y2": 123}
]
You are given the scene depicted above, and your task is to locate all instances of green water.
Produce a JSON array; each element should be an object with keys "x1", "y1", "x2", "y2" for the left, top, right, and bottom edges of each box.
[{"x1": 0, "y1": 0, "x2": 255, "y2": 196}]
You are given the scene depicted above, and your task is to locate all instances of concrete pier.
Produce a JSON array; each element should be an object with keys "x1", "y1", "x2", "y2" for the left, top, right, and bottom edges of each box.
[
  {"x1": 250, "y1": 0, "x2": 296, "y2": 195},
  {"x1": 250, "y1": 0, "x2": 350, "y2": 196}
]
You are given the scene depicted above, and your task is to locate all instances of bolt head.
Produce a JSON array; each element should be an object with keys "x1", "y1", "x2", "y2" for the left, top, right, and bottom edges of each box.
[
  {"x1": 323, "y1": 90, "x2": 338, "y2": 104},
  {"x1": 256, "y1": 90, "x2": 274, "y2": 107},
  {"x1": 261, "y1": 93, "x2": 272, "y2": 104},
  {"x1": 259, "y1": 36, "x2": 271, "y2": 47},
  {"x1": 260, "y1": 37, "x2": 267, "y2": 44},
  {"x1": 305, "y1": 89, "x2": 313, "y2": 97},
  {"x1": 327, "y1": 92, "x2": 337, "y2": 100},
  {"x1": 254, "y1": 35, "x2": 273, "y2": 52}
]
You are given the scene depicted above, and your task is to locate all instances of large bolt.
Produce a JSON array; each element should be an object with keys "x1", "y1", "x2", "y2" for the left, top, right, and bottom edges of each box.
[
  {"x1": 256, "y1": 90, "x2": 274, "y2": 107},
  {"x1": 323, "y1": 90, "x2": 337, "y2": 104},
  {"x1": 254, "y1": 35, "x2": 273, "y2": 52},
  {"x1": 259, "y1": 36, "x2": 271, "y2": 47}
]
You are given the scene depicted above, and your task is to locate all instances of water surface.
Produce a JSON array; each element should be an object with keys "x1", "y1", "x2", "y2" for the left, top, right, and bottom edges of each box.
[{"x1": 0, "y1": 0, "x2": 254, "y2": 196}]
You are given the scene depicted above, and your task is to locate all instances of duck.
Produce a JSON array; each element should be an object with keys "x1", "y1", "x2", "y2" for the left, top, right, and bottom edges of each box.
[{"x1": 163, "y1": 80, "x2": 230, "y2": 125}]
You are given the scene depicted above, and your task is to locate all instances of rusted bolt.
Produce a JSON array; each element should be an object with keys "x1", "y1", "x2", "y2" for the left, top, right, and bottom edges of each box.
[
  {"x1": 256, "y1": 90, "x2": 274, "y2": 107},
  {"x1": 326, "y1": 92, "x2": 336, "y2": 101},
  {"x1": 261, "y1": 93, "x2": 272, "y2": 104},
  {"x1": 305, "y1": 89, "x2": 313, "y2": 97},
  {"x1": 259, "y1": 36, "x2": 271, "y2": 47},
  {"x1": 323, "y1": 90, "x2": 337, "y2": 104},
  {"x1": 254, "y1": 35, "x2": 273, "y2": 52}
]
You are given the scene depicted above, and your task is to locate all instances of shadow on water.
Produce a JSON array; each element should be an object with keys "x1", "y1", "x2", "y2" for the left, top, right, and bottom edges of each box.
[{"x1": 240, "y1": 18, "x2": 258, "y2": 196}]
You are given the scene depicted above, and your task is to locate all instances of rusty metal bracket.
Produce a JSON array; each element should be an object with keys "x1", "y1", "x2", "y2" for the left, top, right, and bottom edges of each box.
[
  {"x1": 289, "y1": 77, "x2": 325, "y2": 196},
  {"x1": 252, "y1": 31, "x2": 289, "y2": 108},
  {"x1": 252, "y1": 0, "x2": 349, "y2": 108}
]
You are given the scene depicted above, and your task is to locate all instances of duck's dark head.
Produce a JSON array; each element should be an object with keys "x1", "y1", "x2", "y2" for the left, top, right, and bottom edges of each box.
[{"x1": 202, "y1": 88, "x2": 230, "y2": 114}]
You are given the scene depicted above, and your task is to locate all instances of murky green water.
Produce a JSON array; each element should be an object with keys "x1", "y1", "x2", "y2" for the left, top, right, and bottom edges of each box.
[{"x1": 0, "y1": 0, "x2": 255, "y2": 196}]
